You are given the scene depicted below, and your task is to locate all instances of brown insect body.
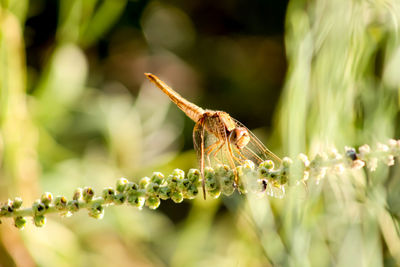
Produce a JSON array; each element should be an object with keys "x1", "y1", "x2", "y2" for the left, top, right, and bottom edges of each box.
[
  {"x1": 199, "y1": 110, "x2": 250, "y2": 150},
  {"x1": 145, "y1": 73, "x2": 281, "y2": 199}
]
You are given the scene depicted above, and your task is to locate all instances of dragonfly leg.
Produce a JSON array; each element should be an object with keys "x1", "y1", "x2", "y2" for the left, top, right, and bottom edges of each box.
[
  {"x1": 227, "y1": 132, "x2": 247, "y2": 165},
  {"x1": 211, "y1": 143, "x2": 229, "y2": 165},
  {"x1": 201, "y1": 127, "x2": 206, "y2": 199},
  {"x1": 211, "y1": 141, "x2": 225, "y2": 160},
  {"x1": 226, "y1": 141, "x2": 240, "y2": 187},
  {"x1": 232, "y1": 149, "x2": 247, "y2": 165},
  {"x1": 205, "y1": 140, "x2": 225, "y2": 165}
]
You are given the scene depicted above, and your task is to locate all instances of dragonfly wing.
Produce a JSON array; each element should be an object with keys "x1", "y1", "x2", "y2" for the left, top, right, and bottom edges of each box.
[
  {"x1": 195, "y1": 116, "x2": 280, "y2": 170},
  {"x1": 193, "y1": 120, "x2": 207, "y2": 199},
  {"x1": 193, "y1": 116, "x2": 237, "y2": 172},
  {"x1": 231, "y1": 118, "x2": 281, "y2": 167},
  {"x1": 193, "y1": 116, "x2": 284, "y2": 198},
  {"x1": 192, "y1": 121, "x2": 203, "y2": 161},
  {"x1": 231, "y1": 118, "x2": 285, "y2": 198},
  {"x1": 193, "y1": 117, "x2": 232, "y2": 199}
]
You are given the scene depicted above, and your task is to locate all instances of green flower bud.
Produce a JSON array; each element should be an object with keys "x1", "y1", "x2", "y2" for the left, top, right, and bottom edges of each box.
[
  {"x1": 166, "y1": 175, "x2": 177, "y2": 191},
  {"x1": 158, "y1": 186, "x2": 171, "y2": 200},
  {"x1": 73, "y1": 188, "x2": 83, "y2": 201},
  {"x1": 260, "y1": 160, "x2": 275, "y2": 170},
  {"x1": 33, "y1": 215, "x2": 46, "y2": 227},
  {"x1": 208, "y1": 187, "x2": 222, "y2": 199},
  {"x1": 83, "y1": 187, "x2": 94, "y2": 202},
  {"x1": 221, "y1": 186, "x2": 235, "y2": 196},
  {"x1": 242, "y1": 160, "x2": 256, "y2": 172},
  {"x1": 268, "y1": 170, "x2": 279, "y2": 180},
  {"x1": 309, "y1": 154, "x2": 323, "y2": 168},
  {"x1": 12, "y1": 197, "x2": 23, "y2": 209},
  {"x1": 281, "y1": 171, "x2": 289, "y2": 183},
  {"x1": 221, "y1": 181, "x2": 235, "y2": 196},
  {"x1": 172, "y1": 169, "x2": 185, "y2": 180},
  {"x1": 167, "y1": 169, "x2": 185, "y2": 192},
  {"x1": 171, "y1": 191, "x2": 184, "y2": 203},
  {"x1": 1, "y1": 200, "x2": 14, "y2": 215},
  {"x1": 102, "y1": 187, "x2": 115, "y2": 203},
  {"x1": 215, "y1": 165, "x2": 235, "y2": 196},
  {"x1": 282, "y1": 157, "x2": 293, "y2": 168},
  {"x1": 146, "y1": 196, "x2": 161, "y2": 210},
  {"x1": 215, "y1": 164, "x2": 229, "y2": 174},
  {"x1": 40, "y1": 192, "x2": 53, "y2": 207},
  {"x1": 67, "y1": 200, "x2": 80, "y2": 213},
  {"x1": 127, "y1": 194, "x2": 145, "y2": 209},
  {"x1": 205, "y1": 167, "x2": 218, "y2": 191},
  {"x1": 32, "y1": 200, "x2": 46, "y2": 215},
  {"x1": 237, "y1": 178, "x2": 247, "y2": 195},
  {"x1": 151, "y1": 172, "x2": 164, "y2": 185},
  {"x1": 139, "y1": 177, "x2": 151, "y2": 189},
  {"x1": 177, "y1": 178, "x2": 190, "y2": 192},
  {"x1": 0, "y1": 205, "x2": 9, "y2": 216},
  {"x1": 187, "y1": 169, "x2": 200, "y2": 184},
  {"x1": 116, "y1": 178, "x2": 129, "y2": 193},
  {"x1": 146, "y1": 182, "x2": 160, "y2": 195},
  {"x1": 113, "y1": 193, "x2": 126, "y2": 205},
  {"x1": 54, "y1": 196, "x2": 68, "y2": 210},
  {"x1": 258, "y1": 162, "x2": 273, "y2": 178},
  {"x1": 89, "y1": 202, "x2": 104, "y2": 219},
  {"x1": 277, "y1": 171, "x2": 288, "y2": 185},
  {"x1": 126, "y1": 182, "x2": 139, "y2": 194},
  {"x1": 184, "y1": 184, "x2": 199, "y2": 199},
  {"x1": 14, "y1": 216, "x2": 26, "y2": 229}
]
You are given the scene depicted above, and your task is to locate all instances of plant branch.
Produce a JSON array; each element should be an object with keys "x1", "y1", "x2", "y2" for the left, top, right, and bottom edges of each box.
[{"x1": 1, "y1": 139, "x2": 399, "y2": 229}]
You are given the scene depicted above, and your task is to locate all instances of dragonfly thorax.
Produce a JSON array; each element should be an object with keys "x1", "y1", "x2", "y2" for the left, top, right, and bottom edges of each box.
[{"x1": 203, "y1": 111, "x2": 251, "y2": 149}]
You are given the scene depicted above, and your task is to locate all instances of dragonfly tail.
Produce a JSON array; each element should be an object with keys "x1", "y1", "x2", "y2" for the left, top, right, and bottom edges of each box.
[{"x1": 145, "y1": 73, "x2": 205, "y2": 123}]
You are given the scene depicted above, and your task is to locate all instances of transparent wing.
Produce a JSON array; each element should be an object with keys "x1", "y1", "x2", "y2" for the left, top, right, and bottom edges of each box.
[
  {"x1": 194, "y1": 116, "x2": 234, "y2": 199},
  {"x1": 192, "y1": 121, "x2": 204, "y2": 162},
  {"x1": 194, "y1": 116, "x2": 281, "y2": 169},
  {"x1": 193, "y1": 115, "x2": 284, "y2": 199},
  {"x1": 231, "y1": 118, "x2": 281, "y2": 167},
  {"x1": 231, "y1": 118, "x2": 285, "y2": 198},
  {"x1": 193, "y1": 120, "x2": 207, "y2": 199},
  {"x1": 193, "y1": 116, "x2": 234, "y2": 170}
]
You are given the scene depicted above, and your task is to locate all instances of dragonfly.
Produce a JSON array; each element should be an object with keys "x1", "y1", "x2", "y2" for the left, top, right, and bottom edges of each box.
[{"x1": 145, "y1": 73, "x2": 282, "y2": 199}]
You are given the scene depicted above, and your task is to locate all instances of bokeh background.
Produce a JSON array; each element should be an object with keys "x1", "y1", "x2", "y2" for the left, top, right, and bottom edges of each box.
[{"x1": 1, "y1": 0, "x2": 400, "y2": 266}]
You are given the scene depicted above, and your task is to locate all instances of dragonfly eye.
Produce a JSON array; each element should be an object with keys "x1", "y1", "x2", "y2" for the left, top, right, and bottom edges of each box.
[{"x1": 231, "y1": 127, "x2": 250, "y2": 149}]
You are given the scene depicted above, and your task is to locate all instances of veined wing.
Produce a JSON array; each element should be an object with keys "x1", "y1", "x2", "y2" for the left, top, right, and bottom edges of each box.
[
  {"x1": 231, "y1": 118, "x2": 285, "y2": 198},
  {"x1": 193, "y1": 117, "x2": 235, "y2": 199},
  {"x1": 194, "y1": 116, "x2": 281, "y2": 169},
  {"x1": 193, "y1": 115, "x2": 284, "y2": 198},
  {"x1": 193, "y1": 116, "x2": 236, "y2": 170},
  {"x1": 232, "y1": 118, "x2": 281, "y2": 168}
]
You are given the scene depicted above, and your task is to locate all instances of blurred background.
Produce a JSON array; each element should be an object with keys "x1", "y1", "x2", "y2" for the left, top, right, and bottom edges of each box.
[{"x1": 1, "y1": 0, "x2": 400, "y2": 266}]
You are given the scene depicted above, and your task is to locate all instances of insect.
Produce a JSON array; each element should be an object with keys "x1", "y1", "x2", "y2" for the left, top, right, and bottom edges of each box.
[{"x1": 145, "y1": 73, "x2": 281, "y2": 199}]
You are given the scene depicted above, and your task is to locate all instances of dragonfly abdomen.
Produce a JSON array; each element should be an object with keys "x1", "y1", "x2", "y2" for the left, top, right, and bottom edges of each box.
[
  {"x1": 176, "y1": 101, "x2": 205, "y2": 123},
  {"x1": 145, "y1": 73, "x2": 205, "y2": 122}
]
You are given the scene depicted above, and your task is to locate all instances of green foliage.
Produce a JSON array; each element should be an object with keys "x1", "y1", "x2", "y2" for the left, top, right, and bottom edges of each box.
[{"x1": 0, "y1": 0, "x2": 400, "y2": 266}]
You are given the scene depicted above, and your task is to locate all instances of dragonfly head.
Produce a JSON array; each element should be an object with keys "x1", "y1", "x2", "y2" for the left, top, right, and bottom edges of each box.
[{"x1": 230, "y1": 127, "x2": 250, "y2": 149}]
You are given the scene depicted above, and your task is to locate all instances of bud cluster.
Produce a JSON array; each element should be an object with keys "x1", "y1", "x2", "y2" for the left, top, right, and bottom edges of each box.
[{"x1": 1, "y1": 139, "x2": 398, "y2": 228}]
